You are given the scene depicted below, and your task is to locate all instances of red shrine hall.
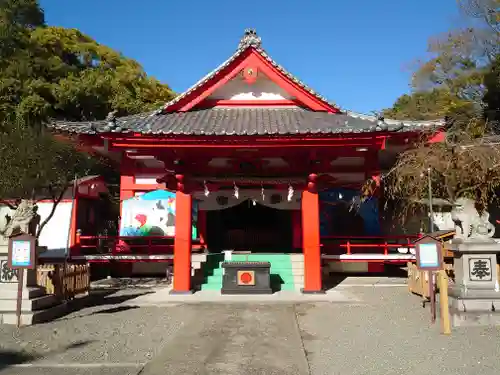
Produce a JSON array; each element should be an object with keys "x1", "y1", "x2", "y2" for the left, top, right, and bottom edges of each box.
[{"x1": 50, "y1": 29, "x2": 444, "y2": 294}]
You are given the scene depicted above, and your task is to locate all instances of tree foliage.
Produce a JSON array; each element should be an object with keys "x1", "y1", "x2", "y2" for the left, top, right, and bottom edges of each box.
[
  {"x1": 383, "y1": 11, "x2": 499, "y2": 124},
  {"x1": 385, "y1": 131, "x2": 500, "y2": 216},
  {"x1": 0, "y1": 0, "x2": 174, "y2": 234},
  {"x1": 458, "y1": 0, "x2": 500, "y2": 33},
  {"x1": 0, "y1": 22, "x2": 175, "y2": 126},
  {"x1": 383, "y1": 1, "x2": 500, "y2": 220}
]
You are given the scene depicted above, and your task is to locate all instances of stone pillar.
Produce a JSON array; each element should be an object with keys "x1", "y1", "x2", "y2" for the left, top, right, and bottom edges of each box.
[
  {"x1": 449, "y1": 239, "x2": 500, "y2": 313},
  {"x1": 301, "y1": 174, "x2": 324, "y2": 293},
  {"x1": 171, "y1": 175, "x2": 193, "y2": 294}
]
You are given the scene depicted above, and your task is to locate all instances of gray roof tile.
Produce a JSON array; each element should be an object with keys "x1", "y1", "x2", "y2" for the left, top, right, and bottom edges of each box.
[
  {"x1": 48, "y1": 108, "x2": 442, "y2": 136},
  {"x1": 47, "y1": 29, "x2": 445, "y2": 137}
]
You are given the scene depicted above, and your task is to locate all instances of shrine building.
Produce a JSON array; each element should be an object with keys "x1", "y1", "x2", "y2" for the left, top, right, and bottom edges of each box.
[{"x1": 49, "y1": 29, "x2": 444, "y2": 294}]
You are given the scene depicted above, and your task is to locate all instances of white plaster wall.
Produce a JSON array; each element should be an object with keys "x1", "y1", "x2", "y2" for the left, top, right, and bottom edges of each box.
[
  {"x1": 37, "y1": 202, "x2": 71, "y2": 254},
  {"x1": 208, "y1": 75, "x2": 293, "y2": 101},
  {"x1": 134, "y1": 173, "x2": 163, "y2": 185},
  {"x1": 0, "y1": 202, "x2": 71, "y2": 256}
]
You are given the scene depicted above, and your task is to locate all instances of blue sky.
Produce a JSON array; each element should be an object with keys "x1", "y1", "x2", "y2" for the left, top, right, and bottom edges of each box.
[{"x1": 39, "y1": 0, "x2": 462, "y2": 114}]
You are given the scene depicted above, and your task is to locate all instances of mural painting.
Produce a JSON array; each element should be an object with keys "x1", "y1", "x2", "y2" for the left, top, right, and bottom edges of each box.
[{"x1": 119, "y1": 190, "x2": 198, "y2": 239}]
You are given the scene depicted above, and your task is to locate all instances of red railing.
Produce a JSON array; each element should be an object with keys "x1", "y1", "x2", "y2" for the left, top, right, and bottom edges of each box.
[
  {"x1": 74, "y1": 234, "x2": 182, "y2": 256},
  {"x1": 320, "y1": 235, "x2": 419, "y2": 256}
]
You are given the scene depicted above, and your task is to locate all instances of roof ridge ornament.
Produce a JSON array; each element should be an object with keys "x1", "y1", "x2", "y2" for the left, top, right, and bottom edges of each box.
[{"x1": 238, "y1": 28, "x2": 261, "y2": 50}]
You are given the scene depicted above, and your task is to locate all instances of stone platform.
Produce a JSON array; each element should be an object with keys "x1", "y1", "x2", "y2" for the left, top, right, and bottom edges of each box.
[{"x1": 120, "y1": 286, "x2": 361, "y2": 306}]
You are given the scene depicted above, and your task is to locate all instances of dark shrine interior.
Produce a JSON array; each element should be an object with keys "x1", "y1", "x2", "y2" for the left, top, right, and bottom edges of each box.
[{"x1": 206, "y1": 200, "x2": 293, "y2": 253}]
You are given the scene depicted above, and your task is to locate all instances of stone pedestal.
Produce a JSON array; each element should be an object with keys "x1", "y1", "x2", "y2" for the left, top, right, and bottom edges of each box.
[
  {"x1": 221, "y1": 261, "x2": 272, "y2": 294},
  {"x1": 448, "y1": 239, "x2": 500, "y2": 326}
]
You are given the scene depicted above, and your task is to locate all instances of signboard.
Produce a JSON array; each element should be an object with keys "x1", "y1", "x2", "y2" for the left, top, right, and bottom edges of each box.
[
  {"x1": 8, "y1": 234, "x2": 36, "y2": 270},
  {"x1": 7, "y1": 233, "x2": 36, "y2": 327},
  {"x1": 237, "y1": 270, "x2": 255, "y2": 286},
  {"x1": 414, "y1": 235, "x2": 443, "y2": 271},
  {"x1": 468, "y1": 258, "x2": 492, "y2": 281}
]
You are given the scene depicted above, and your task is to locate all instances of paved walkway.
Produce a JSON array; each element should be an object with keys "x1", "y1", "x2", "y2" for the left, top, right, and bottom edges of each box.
[{"x1": 1, "y1": 285, "x2": 499, "y2": 375}]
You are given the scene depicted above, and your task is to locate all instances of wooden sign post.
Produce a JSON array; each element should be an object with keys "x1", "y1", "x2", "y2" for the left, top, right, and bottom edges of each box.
[
  {"x1": 414, "y1": 235, "x2": 443, "y2": 325},
  {"x1": 7, "y1": 234, "x2": 37, "y2": 328}
]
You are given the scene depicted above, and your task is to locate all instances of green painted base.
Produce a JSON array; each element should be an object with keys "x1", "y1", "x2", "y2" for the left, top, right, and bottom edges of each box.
[{"x1": 199, "y1": 253, "x2": 299, "y2": 292}]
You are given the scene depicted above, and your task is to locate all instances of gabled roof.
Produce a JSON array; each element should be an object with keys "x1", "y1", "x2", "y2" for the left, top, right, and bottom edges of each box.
[
  {"x1": 161, "y1": 29, "x2": 339, "y2": 113},
  {"x1": 48, "y1": 29, "x2": 445, "y2": 137}
]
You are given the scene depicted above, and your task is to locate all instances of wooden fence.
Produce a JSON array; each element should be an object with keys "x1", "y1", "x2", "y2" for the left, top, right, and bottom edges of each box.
[
  {"x1": 37, "y1": 263, "x2": 90, "y2": 300},
  {"x1": 408, "y1": 262, "x2": 500, "y2": 298}
]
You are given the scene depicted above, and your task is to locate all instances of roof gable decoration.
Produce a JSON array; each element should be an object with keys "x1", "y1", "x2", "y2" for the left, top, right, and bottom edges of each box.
[
  {"x1": 162, "y1": 29, "x2": 341, "y2": 114},
  {"x1": 48, "y1": 29, "x2": 445, "y2": 136}
]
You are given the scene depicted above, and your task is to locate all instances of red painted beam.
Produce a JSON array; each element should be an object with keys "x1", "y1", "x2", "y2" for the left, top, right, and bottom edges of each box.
[{"x1": 195, "y1": 99, "x2": 302, "y2": 108}]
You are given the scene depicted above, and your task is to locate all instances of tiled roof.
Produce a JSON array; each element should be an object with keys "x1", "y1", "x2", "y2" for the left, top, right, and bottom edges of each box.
[
  {"x1": 48, "y1": 107, "x2": 443, "y2": 136},
  {"x1": 47, "y1": 29, "x2": 445, "y2": 137},
  {"x1": 161, "y1": 28, "x2": 339, "y2": 113}
]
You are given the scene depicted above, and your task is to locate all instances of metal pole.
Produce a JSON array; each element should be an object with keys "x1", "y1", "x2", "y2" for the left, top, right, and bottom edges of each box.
[{"x1": 427, "y1": 168, "x2": 434, "y2": 232}]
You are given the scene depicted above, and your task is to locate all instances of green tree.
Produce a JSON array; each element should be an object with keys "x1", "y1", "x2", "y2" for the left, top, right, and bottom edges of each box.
[
  {"x1": 383, "y1": 1, "x2": 500, "y2": 224},
  {"x1": 0, "y1": 0, "x2": 174, "y2": 236},
  {"x1": 483, "y1": 54, "x2": 500, "y2": 123}
]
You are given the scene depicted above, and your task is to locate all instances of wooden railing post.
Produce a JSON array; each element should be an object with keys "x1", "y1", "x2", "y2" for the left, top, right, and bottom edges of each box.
[{"x1": 437, "y1": 270, "x2": 451, "y2": 335}]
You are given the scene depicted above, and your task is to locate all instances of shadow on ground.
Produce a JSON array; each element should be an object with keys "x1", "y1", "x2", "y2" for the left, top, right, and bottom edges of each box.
[
  {"x1": 0, "y1": 340, "x2": 94, "y2": 371},
  {"x1": 323, "y1": 265, "x2": 407, "y2": 290},
  {"x1": 51, "y1": 290, "x2": 152, "y2": 322},
  {"x1": 91, "y1": 277, "x2": 171, "y2": 289}
]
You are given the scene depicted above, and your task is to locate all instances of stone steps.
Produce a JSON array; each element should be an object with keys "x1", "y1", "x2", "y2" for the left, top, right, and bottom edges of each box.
[
  {"x1": 198, "y1": 253, "x2": 305, "y2": 291},
  {"x1": 0, "y1": 294, "x2": 59, "y2": 312},
  {"x1": 0, "y1": 303, "x2": 69, "y2": 325}
]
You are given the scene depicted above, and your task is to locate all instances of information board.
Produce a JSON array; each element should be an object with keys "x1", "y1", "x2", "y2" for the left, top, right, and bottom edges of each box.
[
  {"x1": 8, "y1": 234, "x2": 36, "y2": 270},
  {"x1": 415, "y1": 235, "x2": 443, "y2": 271}
]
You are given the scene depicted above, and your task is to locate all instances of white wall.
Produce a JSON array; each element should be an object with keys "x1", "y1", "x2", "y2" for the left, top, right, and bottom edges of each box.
[
  {"x1": 36, "y1": 202, "x2": 72, "y2": 255},
  {"x1": 208, "y1": 74, "x2": 294, "y2": 101}
]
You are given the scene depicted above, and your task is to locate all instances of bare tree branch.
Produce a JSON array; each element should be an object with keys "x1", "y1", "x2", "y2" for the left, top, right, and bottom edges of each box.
[{"x1": 36, "y1": 183, "x2": 67, "y2": 238}]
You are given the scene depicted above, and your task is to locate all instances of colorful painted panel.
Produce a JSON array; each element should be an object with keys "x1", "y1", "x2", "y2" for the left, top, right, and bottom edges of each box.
[
  {"x1": 319, "y1": 188, "x2": 380, "y2": 236},
  {"x1": 119, "y1": 190, "x2": 198, "y2": 239}
]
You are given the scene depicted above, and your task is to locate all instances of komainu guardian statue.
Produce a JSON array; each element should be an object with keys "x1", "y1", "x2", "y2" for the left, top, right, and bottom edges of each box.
[
  {"x1": 451, "y1": 198, "x2": 495, "y2": 241},
  {"x1": 0, "y1": 200, "x2": 40, "y2": 238}
]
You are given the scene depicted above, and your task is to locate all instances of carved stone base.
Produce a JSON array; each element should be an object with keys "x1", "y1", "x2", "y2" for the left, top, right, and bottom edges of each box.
[
  {"x1": 450, "y1": 308, "x2": 500, "y2": 327},
  {"x1": 449, "y1": 287, "x2": 500, "y2": 312}
]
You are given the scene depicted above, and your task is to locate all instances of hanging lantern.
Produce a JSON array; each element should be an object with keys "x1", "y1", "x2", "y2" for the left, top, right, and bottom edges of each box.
[
  {"x1": 287, "y1": 184, "x2": 294, "y2": 202},
  {"x1": 204, "y1": 180, "x2": 210, "y2": 197},
  {"x1": 234, "y1": 183, "x2": 239, "y2": 199}
]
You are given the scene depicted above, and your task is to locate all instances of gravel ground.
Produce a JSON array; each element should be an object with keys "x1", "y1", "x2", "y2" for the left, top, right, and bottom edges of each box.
[
  {"x1": 0, "y1": 289, "x2": 191, "y2": 372},
  {"x1": 297, "y1": 287, "x2": 500, "y2": 375},
  {"x1": 1, "y1": 286, "x2": 500, "y2": 375}
]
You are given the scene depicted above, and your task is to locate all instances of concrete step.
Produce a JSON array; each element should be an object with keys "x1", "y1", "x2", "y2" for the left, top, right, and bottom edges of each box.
[
  {"x1": 0, "y1": 294, "x2": 59, "y2": 312},
  {"x1": 0, "y1": 286, "x2": 46, "y2": 300},
  {"x1": 0, "y1": 302, "x2": 69, "y2": 325},
  {"x1": 191, "y1": 254, "x2": 208, "y2": 262}
]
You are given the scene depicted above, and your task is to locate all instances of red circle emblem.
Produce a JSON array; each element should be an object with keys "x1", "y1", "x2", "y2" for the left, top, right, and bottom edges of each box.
[{"x1": 240, "y1": 272, "x2": 253, "y2": 284}]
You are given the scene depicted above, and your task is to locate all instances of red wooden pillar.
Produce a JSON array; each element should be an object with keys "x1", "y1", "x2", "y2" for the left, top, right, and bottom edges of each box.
[
  {"x1": 171, "y1": 175, "x2": 193, "y2": 294},
  {"x1": 301, "y1": 174, "x2": 324, "y2": 293}
]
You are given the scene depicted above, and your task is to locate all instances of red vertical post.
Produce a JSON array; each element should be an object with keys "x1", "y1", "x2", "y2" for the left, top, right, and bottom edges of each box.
[
  {"x1": 171, "y1": 176, "x2": 193, "y2": 294},
  {"x1": 301, "y1": 174, "x2": 324, "y2": 294}
]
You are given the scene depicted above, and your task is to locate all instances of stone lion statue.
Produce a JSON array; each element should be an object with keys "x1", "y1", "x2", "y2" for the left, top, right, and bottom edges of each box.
[
  {"x1": 451, "y1": 197, "x2": 495, "y2": 240},
  {"x1": 0, "y1": 200, "x2": 39, "y2": 238}
]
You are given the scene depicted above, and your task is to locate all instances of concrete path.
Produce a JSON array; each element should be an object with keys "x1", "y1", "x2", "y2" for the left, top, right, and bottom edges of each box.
[{"x1": 1, "y1": 286, "x2": 500, "y2": 375}]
